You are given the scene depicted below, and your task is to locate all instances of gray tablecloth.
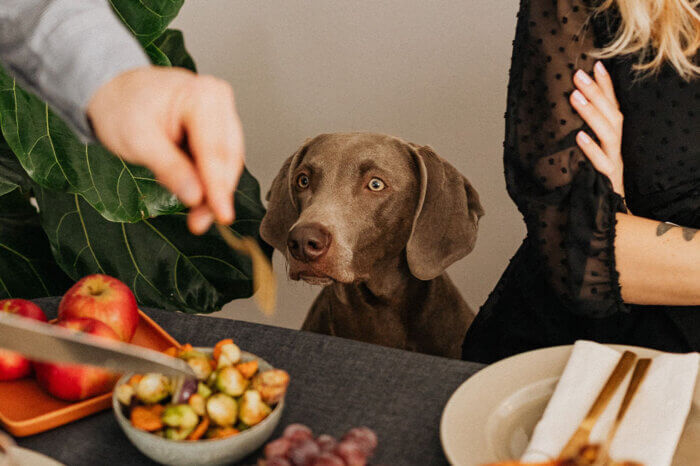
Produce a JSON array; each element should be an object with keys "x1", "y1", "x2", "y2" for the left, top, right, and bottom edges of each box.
[{"x1": 13, "y1": 297, "x2": 484, "y2": 465}]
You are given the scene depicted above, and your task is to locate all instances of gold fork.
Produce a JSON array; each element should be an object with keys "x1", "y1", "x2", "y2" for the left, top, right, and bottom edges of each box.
[
  {"x1": 559, "y1": 351, "x2": 638, "y2": 459},
  {"x1": 215, "y1": 224, "x2": 276, "y2": 315}
]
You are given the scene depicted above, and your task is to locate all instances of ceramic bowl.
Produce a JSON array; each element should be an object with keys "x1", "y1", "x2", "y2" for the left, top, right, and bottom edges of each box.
[{"x1": 113, "y1": 349, "x2": 284, "y2": 466}]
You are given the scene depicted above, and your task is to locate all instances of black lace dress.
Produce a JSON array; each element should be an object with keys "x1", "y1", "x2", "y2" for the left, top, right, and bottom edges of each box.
[{"x1": 461, "y1": 0, "x2": 699, "y2": 364}]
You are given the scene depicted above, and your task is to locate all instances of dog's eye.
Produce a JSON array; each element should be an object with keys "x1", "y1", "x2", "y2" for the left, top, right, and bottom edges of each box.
[
  {"x1": 368, "y1": 178, "x2": 385, "y2": 191},
  {"x1": 296, "y1": 174, "x2": 310, "y2": 189}
]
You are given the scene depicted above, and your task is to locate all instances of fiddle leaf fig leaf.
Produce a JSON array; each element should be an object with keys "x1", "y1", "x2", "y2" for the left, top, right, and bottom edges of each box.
[
  {"x1": 0, "y1": 189, "x2": 72, "y2": 299},
  {"x1": 109, "y1": 0, "x2": 185, "y2": 47},
  {"x1": 35, "y1": 169, "x2": 271, "y2": 313},
  {"x1": 0, "y1": 27, "x2": 197, "y2": 222}
]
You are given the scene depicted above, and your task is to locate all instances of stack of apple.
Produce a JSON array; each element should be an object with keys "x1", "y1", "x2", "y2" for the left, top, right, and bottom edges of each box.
[{"x1": 0, "y1": 274, "x2": 139, "y2": 401}]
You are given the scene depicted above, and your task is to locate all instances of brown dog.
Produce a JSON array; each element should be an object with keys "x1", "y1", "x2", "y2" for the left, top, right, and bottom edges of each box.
[{"x1": 260, "y1": 133, "x2": 484, "y2": 358}]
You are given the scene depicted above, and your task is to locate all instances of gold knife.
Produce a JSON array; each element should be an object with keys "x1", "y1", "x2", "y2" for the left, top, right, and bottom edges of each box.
[{"x1": 558, "y1": 350, "x2": 637, "y2": 459}]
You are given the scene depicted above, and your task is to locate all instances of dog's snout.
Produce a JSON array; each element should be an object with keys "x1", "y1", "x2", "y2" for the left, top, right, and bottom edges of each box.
[{"x1": 287, "y1": 223, "x2": 331, "y2": 262}]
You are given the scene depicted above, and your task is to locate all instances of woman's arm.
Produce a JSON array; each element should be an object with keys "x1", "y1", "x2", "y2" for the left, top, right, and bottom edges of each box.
[
  {"x1": 616, "y1": 214, "x2": 700, "y2": 305},
  {"x1": 569, "y1": 62, "x2": 700, "y2": 306}
]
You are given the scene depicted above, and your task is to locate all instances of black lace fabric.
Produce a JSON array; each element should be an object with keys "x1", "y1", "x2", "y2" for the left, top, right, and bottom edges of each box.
[
  {"x1": 462, "y1": 0, "x2": 699, "y2": 363},
  {"x1": 504, "y1": 0, "x2": 627, "y2": 317}
]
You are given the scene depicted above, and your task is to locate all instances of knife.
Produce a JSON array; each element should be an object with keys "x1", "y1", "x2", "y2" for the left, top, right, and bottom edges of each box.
[{"x1": 0, "y1": 312, "x2": 195, "y2": 378}]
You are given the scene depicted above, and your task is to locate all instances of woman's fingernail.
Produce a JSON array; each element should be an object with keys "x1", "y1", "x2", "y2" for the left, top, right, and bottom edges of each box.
[
  {"x1": 595, "y1": 61, "x2": 607, "y2": 75},
  {"x1": 577, "y1": 131, "x2": 592, "y2": 143},
  {"x1": 572, "y1": 90, "x2": 588, "y2": 105},
  {"x1": 194, "y1": 210, "x2": 215, "y2": 234},
  {"x1": 575, "y1": 69, "x2": 593, "y2": 84}
]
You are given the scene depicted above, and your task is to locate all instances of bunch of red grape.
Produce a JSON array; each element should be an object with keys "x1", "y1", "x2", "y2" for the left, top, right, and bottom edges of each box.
[{"x1": 259, "y1": 423, "x2": 378, "y2": 466}]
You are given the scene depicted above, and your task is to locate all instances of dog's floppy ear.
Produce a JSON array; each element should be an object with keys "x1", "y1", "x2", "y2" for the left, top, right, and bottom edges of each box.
[
  {"x1": 406, "y1": 145, "x2": 484, "y2": 280},
  {"x1": 260, "y1": 140, "x2": 312, "y2": 252}
]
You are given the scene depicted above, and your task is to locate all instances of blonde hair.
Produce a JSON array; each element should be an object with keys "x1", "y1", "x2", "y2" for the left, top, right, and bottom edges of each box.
[{"x1": 594, "y1": 0, "x2": 700, "y2": 80}]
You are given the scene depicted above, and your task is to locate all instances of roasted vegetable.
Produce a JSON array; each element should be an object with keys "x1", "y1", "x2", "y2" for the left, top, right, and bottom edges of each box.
[
  {"x1": 197, "y1": 381, "x2": 212, "y2": 398},
  {"x1": 162, "y1": 404, "x2": 199, "y2": 441},
  {"x1": 188, "y1": 393, "x2": 207, "y2": 416},
  {"x1": 116, "y1": 383, "x2": 135, "y2": 406},
  {"x1": 206, "y1": 393, "x2": 238, "y2": 427},
  {"x1": 130, "y1": 404, "x2": 165, "y2": 432},
  {"x1": 235, "y1": 360, "x2": 259, "y2": 379},
  {"x1": 187, "y1": 357, "x2": 214, "y2": 381},
  {"x1": 135, "y1": 373, "x2": 170, "y2": 404},
  {"x1": 238, "y1": 390, "x2": 271, "y2": 426},
  {"x1": 187, "y1": 416, "x2": 210, "y2": 441},
  {"x1": 216, "y1": 366, "x2": 248, "y2": 397},
  {"x1": 214, "y1": 339, "x2": 241, "y2": 368},
  {"x1": 206, "y1": 426, "x2": 239, "y2": 439},
  {"x1": 251, "y1": 369, "x2": 290, "y2": 404}
]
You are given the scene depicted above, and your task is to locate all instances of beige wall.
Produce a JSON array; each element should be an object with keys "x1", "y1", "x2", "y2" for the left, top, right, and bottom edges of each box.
[{"x1": 172, "y1": 0, "x2": 526, "y2": 329}]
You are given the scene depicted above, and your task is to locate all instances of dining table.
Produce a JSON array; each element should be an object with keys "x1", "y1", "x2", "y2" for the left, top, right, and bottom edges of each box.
[{"x1": 11, "y1": 297, "x2": 486, "y2": 465}]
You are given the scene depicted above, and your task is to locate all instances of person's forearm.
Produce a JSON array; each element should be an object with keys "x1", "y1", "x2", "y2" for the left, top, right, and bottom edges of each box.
[
  {"x1": 0, "y1": 0, "x2": 149, "y2": 141},
  {"x1": 616, "y1": 213, "x2": 700, "y2": 305}
]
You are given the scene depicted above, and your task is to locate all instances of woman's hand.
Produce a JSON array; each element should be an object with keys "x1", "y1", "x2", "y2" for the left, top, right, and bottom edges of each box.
[
  {"x1": 569, "y1": 61, "x2": 625, "y2": 198},
  {"x1": 87, "y1": 66, "x2": 245, "y2": 235}
]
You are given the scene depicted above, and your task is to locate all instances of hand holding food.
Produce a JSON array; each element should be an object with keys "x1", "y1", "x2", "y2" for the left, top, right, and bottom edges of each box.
[{"x1": 117, "y1": 339, "x2": 290, "y2": 441}]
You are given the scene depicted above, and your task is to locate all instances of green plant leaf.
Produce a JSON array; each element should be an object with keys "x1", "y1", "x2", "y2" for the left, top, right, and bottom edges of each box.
[
  {"x1": 34, "y1": 169, "x2": 271, "y2": 313},
  {"x1": 150, "y1": 30, "x2": 197, "y2": 72},
  {"x1": 0, "y1": 137, "x2": 32, "y2": 195},
  {"x1": 0, "y1": 189, "x2": 72, "y2": 299},
  {"x1": 109, "y1": 0, "x2": 185, "y2": 47},
  {"x1": 0, "y1": 27, "x2": 198, "y2": 223}
]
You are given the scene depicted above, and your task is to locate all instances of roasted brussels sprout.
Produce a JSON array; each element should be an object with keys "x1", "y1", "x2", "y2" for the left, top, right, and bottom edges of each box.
[
  {"x1": 251, "y1": 369, "x2": 290, "y2": 404},
  {"x1": 206, "y1": 393, "x2": 238, "y2": 427},
  {"x1": 216, "y1": 342, "x2": 241, "y2": 368},
  {"x1": 216, "y1": 366, "x2": 248, "y2": 397},
  {"x1": 197, "y1": 381, "x2": 212, "y2": 398},
  {"x1": 115, "y1": 383, "x2": 134, "y2": 406},
  {"x1": 135, "y1": 373, "x2": 170, "y2": 404},
  {"x1": 238, "y1": 390, "x2": 271, "y2": 426},
  {"x1": 187, "y1": 357, "x2": 213, "y2": 381},
  {"x1": 188, "y1": 393, "x2": 207, "y2": 416},
  {"x1": 162, "y1": 404, "x2": 199, "y2": 430}
]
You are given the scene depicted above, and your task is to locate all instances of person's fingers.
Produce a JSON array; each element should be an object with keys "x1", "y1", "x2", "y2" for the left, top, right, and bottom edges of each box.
[
  {"x1": 573, "y1": 69, "x2": 621, "y2": 128},
  {"x1": 576, "y1": 131, "x2": 613, "y2": 176},
  {"x1": 569, "y1": 90, "x2": 619, "y2": 151},
  {"x1": 187, "y1": 204, "x2": 215, "y2": 235},
  {"x1": 593, "y1": 61, "x2": 618, "y2": 108},
  {"x1": 182, "y1": 77, "x2": 245, "y2": 225},
  {"x1": 137, "y1": 133, "x2": 204, "y2": 207}
]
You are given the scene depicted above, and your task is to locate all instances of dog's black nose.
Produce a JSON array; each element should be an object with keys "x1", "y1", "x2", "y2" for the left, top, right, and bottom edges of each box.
[{"x1": 287, "y1": 223, "x2": 331, "y2": 262}]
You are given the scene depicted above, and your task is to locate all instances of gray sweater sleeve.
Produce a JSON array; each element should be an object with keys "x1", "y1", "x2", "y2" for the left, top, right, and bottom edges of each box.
[{"x1": 0, "y1": 0, "x2": 150, "y2": 142}]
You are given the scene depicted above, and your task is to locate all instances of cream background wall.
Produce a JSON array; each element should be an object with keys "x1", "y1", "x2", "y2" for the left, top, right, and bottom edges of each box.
[{"x1": 171, "y1": 0, "x2": 525, "y2": 329}]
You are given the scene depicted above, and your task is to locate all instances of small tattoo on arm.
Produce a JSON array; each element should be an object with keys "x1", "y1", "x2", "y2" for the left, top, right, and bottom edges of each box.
[{"x1": 656, "y1": 222, "x2": 698, "y2": 241}]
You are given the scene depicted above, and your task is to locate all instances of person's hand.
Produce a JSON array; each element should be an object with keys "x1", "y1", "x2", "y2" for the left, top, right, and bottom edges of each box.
[
  {"x1": 570, "y1": 61, "x2": 625, "y2": 198},
  {"x1": 87, "y1": 66, "x2": 245, "y2": 234}
]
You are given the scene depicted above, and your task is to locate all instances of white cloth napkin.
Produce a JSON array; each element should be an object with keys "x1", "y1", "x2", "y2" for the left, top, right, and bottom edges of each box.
[{"x1": 521, "y1": 340, "x2": 699, "y2": 466}]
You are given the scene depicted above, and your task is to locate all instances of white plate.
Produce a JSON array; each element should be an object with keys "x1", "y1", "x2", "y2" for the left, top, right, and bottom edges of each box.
[{"x1": 440, "y1": 344, "x2": 700, "y2": 466}]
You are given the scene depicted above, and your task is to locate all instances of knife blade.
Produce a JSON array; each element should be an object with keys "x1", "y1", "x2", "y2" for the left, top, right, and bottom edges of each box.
[{"x1": 0, "y1": 312, "x2": 195, "y2": 378}]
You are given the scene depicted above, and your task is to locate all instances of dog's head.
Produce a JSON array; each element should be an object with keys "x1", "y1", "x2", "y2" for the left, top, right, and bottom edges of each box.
[{"x1": 260, "y1": 133, "x2": 484, "y2": 285}]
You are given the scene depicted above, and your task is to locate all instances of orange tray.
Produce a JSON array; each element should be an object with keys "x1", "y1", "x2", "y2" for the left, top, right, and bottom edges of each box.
[{"x1": 0, "y1": 310, "x2": 180, "y2": 437}]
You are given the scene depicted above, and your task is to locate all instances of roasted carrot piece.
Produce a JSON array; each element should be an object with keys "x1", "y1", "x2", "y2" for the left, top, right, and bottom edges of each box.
[
  {"x1": 213, "y1": 339, "x2": 234, "y2": 361},
  {"x1": 177, "y1": 343, "x2": 194, "y2": 357},
  {"x1": 127, "y1": 374, "x2": 143, "y2": 387},
  {"x1": 186, "y1": 416, "x2": 210, "y2": 441},
  {"x1": 163, "y1": 346, "x2": 178, "y2": 357},
  {"x1": 235, "y1": 360, "x2": 259, "y2": 379},
  {"x1": 130, "y1": 404, "x2": 165, "y2": 432}
]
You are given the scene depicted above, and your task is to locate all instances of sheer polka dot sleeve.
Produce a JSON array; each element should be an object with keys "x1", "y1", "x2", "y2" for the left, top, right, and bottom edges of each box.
[{"x1": 504, "y1": 0, "x2": 628, "y2": 317}]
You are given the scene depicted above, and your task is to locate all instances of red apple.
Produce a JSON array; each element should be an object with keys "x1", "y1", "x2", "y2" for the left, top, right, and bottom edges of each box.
[
  {"x1": 0, "y1": 299, "x2": 48, "y2": 381},
  {"x1": 34, "y1": 317, "x2": 120, "y2": 401},
  {"x1": 58, "y1": 274, "x2": 139, "y2": 342}
]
